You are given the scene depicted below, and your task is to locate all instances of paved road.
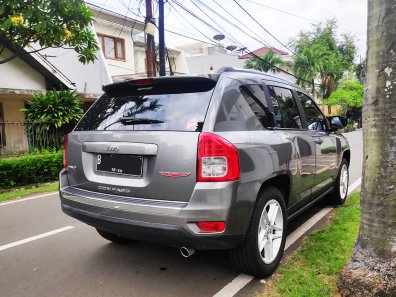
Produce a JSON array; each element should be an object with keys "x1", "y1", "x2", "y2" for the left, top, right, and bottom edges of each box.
[{"x1": 0, "y1": 130, "x2": 363, "y2": 297}]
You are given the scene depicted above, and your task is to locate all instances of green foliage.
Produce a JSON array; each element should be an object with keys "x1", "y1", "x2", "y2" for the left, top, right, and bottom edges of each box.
[
  {"x1": 292, "y1": 44, "x2": 327, "y2": 100},
  {"x1": 327, "y1": 80, "x2": 363, "y2": 123},
  {"x1": 0, "y1": 0, "x2": 99, "y2": 64},
  {"x1": 0, "y1": 182, "x2": 58, "y2": 202},
  {"x1": 327, "y1": 80, "x2": 364, "y2": 108},
  {"x1": 244, "y1": 50, "x2": 286, "y2": 73},
  {"x1": 21, "y1": 90, "x2": 83, "y2": 149},
  {"x1": 0, "y1": 150, "x2": 63, "y2": 189},
  {"x1": 290, "y1": 19, "x2": 357, "y2": 98},
  {"x1": 269, "y1": 193, "x2": 360, "y2": 296}
]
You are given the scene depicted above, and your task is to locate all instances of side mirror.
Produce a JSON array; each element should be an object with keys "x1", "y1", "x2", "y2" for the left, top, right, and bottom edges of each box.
[{"x1": 327, "y1": 116, "x2": 348, "y2": 130}]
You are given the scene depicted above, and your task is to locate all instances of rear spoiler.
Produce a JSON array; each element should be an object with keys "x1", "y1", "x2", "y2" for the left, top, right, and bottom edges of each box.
[{"x1": 103, "y1": 75, "x2": 219, "y2": 96}]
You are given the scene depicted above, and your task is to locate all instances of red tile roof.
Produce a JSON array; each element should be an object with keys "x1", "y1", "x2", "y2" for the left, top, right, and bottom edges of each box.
[{"x1": 239, "y1": 47, "x2": 289, "y2": 59}]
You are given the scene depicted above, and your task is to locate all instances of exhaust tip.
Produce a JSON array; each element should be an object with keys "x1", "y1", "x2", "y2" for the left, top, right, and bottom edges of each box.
[{"x1": 180, "y1": 246, "x2": 195, "y2": 258}]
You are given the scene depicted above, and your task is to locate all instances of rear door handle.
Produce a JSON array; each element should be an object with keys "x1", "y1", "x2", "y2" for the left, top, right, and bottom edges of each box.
[{"x1": 314, "y1": 138, "x2": 323, "y2": 145}]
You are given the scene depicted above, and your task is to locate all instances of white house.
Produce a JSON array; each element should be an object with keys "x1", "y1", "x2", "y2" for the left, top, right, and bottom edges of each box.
[
  {"x1": 89, "y1": 4, "x2": 189, "y2": 80},
  {"x1": 176, "y1": 42, "x2": 245, "y2": 74},
  {"x1": 0, "y1": 41, "x2": 111, "y2": 155}
]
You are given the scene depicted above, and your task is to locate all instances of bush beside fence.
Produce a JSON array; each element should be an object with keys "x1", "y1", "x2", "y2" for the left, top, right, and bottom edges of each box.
[{"x1": 0, "y1": 150, "x2": 63, "y2": 190}]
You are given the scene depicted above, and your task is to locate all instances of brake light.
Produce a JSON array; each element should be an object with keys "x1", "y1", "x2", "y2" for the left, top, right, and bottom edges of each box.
[
  {"x1": 63, "y1": 134, "x2": 68, "y2": 169},
  {"x1": 196, "y1": 221, "x2": 225, "y2": 233},
  {"x1": 129, "y1": 78, "x2": 154, "y2": 85},
  {"x1": 197, "y1": 133, "x2": 240, "y2": 182}
]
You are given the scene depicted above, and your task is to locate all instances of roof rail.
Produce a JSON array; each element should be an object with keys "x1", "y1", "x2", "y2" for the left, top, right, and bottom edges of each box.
[{"x1": 216, "y1": 66, "x2": 291, "y2": 83}]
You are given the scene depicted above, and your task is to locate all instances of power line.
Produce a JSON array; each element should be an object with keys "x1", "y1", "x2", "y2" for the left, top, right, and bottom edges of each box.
[
  {"x1": 118, "y1": 0, "x2": 133, "y2": 37},
  {"x1": 233, "y1": 0, "x2": 296, "y2": 55},
  {"x1": 188, "y1": 0, "x2": 245, "y2": 49},
  {"x1": 167, "y1": 2, "x2": 324, "y2": 86},
  {"x1": 167, "y1": 1, "x2": 217, "y2": 45},
  {"x1": 211, "y1": 0, "x2": 274, "y2": 49},
  {"x1": 170, "y1": 0, "x2": 222, "y2": 35},
  {"x1": 246, "y1": 0, "x2": 365, "y2": 36}
]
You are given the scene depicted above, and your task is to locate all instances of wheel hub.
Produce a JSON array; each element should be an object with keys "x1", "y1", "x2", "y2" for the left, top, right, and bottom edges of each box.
[{"x1": 257, "y1": 199, "x2": 284, "y2": 264}]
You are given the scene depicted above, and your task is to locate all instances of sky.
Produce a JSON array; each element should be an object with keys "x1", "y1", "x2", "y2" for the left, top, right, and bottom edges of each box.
[{"x1": 89, "y1": 0, "x2": 368, "y2": 61}]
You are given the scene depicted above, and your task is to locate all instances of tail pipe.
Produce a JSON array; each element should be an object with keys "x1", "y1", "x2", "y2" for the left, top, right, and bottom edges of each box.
[{"x1": 180, "y1": 246, "x2": 195, "y2": 258}]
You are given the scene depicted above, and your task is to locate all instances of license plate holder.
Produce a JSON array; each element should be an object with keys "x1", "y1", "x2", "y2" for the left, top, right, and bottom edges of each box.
[{"x1": 96, "y1": 154, "x2": 143, "y2": 176}]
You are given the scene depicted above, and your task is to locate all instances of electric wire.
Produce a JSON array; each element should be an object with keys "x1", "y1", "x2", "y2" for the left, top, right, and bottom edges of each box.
[
  {"x1": 205, "y1": 0, "x2": 275, "y2": 49},
  {"x1": 233, "y1": 0, "x2": 296, "y2": 55},
  {"x1": 118, "y1": 0, "x2": 133, "y2": 37},
  {"x1": 246, "y1": 0, "x2": 365, "y2": 36}
]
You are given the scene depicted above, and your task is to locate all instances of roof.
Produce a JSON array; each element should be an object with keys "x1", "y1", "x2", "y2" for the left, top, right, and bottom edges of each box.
[
  {"x1": 0, "y1": 39, "x2": 71, "y2": 90},
  {"x1": 87, "y1": 3, "x2": 145, "y2": 31},
  {"x1": 239, "y1": 47, "x2": 289, "y2": 59}
]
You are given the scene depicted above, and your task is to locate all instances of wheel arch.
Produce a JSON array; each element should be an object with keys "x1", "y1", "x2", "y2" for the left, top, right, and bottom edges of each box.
[
  {"x1": 257, "y1": 173, "x2": 291, "y2": 208},
  {"x1": 342, "y1": 149, "x2": 351, "y2": 166}
]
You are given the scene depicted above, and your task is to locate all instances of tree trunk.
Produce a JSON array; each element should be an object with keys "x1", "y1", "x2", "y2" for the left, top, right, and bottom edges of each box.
[
  {"x1": 338, "y1": 1, "x2": 396, "y2": 296},
  {"x1": 311, "y1": 79, "x2": 316, "y2": 102}
]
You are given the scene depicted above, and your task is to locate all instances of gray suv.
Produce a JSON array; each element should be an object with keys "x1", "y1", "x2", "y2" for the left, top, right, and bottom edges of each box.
[{"x1": 59, "y1": 67, "x2": 350, "y2": 278}]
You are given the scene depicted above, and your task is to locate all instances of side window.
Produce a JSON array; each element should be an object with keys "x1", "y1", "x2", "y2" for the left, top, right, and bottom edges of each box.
[
  {"x1": 214, "y1": 84, "x2": 269, "y2": 131},
  {"x1": 298, "y1": 92, "x2": 326, "y2": 130},
  {"x1": 268, "y1": 86, "x2": 302, "y2": 129}
]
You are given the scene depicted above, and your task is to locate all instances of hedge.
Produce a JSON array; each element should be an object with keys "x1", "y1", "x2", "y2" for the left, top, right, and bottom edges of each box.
[{"x1": 0, "y1": 150, "x2": 63, "y2": 189}]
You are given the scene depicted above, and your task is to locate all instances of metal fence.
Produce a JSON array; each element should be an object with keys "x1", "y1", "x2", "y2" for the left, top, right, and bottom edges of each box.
[{"x1": 0, "y1": 121, "x2": 64, "y2": 156}]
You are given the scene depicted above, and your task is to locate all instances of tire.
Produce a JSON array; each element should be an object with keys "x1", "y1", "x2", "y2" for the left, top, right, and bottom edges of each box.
[
  {"x1": 330, "y1": 158, "x2": 349, "y2": 205},
  {"x1": 96, "y1": 228, "x2": 133, "y2": 244},
  {"x1": 230, "y1": 187, "x2": 287, "y2": 278}
]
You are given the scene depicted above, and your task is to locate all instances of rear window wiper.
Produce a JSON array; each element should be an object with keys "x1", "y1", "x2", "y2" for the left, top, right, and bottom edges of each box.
[{"x1": 103, "y1": 117, "x2": 164, "y2": 130}]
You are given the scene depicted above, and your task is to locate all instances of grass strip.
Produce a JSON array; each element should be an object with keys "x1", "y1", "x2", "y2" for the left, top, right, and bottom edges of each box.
[
  {"x1": 0, "y1": 182, "x2": 58, "y2": 202},
  {"x1": 266, "y1": 193, "x2": 360, "y2": 297}
]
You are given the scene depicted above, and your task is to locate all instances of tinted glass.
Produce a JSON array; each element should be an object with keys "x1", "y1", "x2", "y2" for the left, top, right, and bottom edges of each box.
[
  {"x1": 214, "y1": 84, "x2": 268, "y2": 131},
  {"x1": 75, "y1": 90, "x2": 214, "y2": 132},
  {"x1": 298, "y1": 92, "x2": 326, "y2": 130},
  {"x1": 268, "y1": 86, "x2": 302, "y2": 129}
]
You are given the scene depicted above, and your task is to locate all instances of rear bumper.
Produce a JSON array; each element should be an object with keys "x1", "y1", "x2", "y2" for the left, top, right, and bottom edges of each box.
[
  {"x1": 61, "y1": 202, "x2": 243, "y2": 250},
  {"x1": 59, "y1": 168, "x2": 248, "y2": 250}
]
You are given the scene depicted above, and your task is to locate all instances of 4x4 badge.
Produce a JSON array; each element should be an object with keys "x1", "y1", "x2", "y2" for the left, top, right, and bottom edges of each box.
[{"x1": 159, "y1": 172, "x2": 191, "y2": 178}]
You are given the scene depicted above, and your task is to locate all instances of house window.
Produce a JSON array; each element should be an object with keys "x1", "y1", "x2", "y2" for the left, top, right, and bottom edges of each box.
[{"x1": 97, "y1": 34, "x2": 125, "y2": 60}]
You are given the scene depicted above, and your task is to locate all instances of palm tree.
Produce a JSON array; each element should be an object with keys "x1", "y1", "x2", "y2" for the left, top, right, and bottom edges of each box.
[
  {"x1": 338, "y1": 1, "x2": 396, "y2": 296},
  {"x1": 244, "y1": 50, "x2": 286, "y2": 73},
  {"x1": 292, "y1": 44, "x2": 326, "y2": 101}
]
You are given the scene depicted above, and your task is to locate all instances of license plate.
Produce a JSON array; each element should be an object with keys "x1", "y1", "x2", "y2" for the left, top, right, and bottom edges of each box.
[{"x1": 96, "y1": 154, "x2": 143, "y2": 176}]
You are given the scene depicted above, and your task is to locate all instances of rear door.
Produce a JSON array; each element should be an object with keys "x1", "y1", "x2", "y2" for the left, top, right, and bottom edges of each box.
[
  {"x1": 67, "y1": 77, "x2": 216, "y2": 202},
  {"x1": 296, "y1": 92, "x2": 338, "y2": 197},
  {"x1": 264, "y1": 84, "x2": 317, "y2": 209}
]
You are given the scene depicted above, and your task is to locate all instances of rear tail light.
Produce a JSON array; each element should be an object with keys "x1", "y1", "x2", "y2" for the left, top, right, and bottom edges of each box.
[
  {"x1": 63, "y1": 134, "x2": 69, "y2": 169},
  {"x1": 197, "y1": 133, "x2": 240, "y2": 182},
  {"x1": 196, "y1": 221, "x2": 225, "y2": 233}
]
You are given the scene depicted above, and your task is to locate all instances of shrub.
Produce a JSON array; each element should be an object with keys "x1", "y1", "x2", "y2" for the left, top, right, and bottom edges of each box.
[
  {"x1": 21, "y1": 90, "x2": 83, "y2": 150},
  {"x1": 0, "y1": 150, "x2": 63, "y2": 189}
]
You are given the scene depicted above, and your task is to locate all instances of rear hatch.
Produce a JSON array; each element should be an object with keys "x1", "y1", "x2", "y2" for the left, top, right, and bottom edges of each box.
[{"x1": 66, "y1": 76, "x2": 217, "y2": 202}]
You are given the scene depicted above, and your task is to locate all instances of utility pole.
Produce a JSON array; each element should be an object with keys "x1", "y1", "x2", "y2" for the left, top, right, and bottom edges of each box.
[
  {"x1": 145, "y1": 0, "x2": 154, "y2": 77},
  {"x1": 158, "y1": 0, "x2": 166, "y2": 76}
]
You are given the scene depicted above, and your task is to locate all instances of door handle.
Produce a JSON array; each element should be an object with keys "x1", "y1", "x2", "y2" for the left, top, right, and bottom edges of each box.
[{"x1": 314, "y1": 138, "x2": 323, "y2": 145}]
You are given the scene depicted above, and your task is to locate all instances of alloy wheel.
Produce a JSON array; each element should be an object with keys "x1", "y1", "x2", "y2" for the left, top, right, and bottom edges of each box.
[{"x1": 257, "y1": 199, "x2": 284, "y2": 264}]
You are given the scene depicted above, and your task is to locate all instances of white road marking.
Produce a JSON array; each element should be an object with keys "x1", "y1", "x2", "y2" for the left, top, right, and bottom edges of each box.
[
  {"x1": 285, "y1": 207, "x2": 333, "y2": 250},
  {"x1": 212, "y1": 274, "x2": 254, "y2": 297},
  {"x1": 0, "y1": 226, "x2": 74, "y2": 252},
  {"x1": 212, "y1": 178, "x2": 362, "y2": 297},
  {"x1": 348, "y1": 177, "x2": 362, "y2": 194},
  {"x1": 0, "y1": 192, "x2": 58, "y2": 207}
]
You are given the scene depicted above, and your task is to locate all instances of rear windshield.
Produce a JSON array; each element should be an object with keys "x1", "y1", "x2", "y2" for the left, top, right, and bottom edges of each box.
[{"x1": 75, "y1": 90, "x2": 214, "y2": 132}]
